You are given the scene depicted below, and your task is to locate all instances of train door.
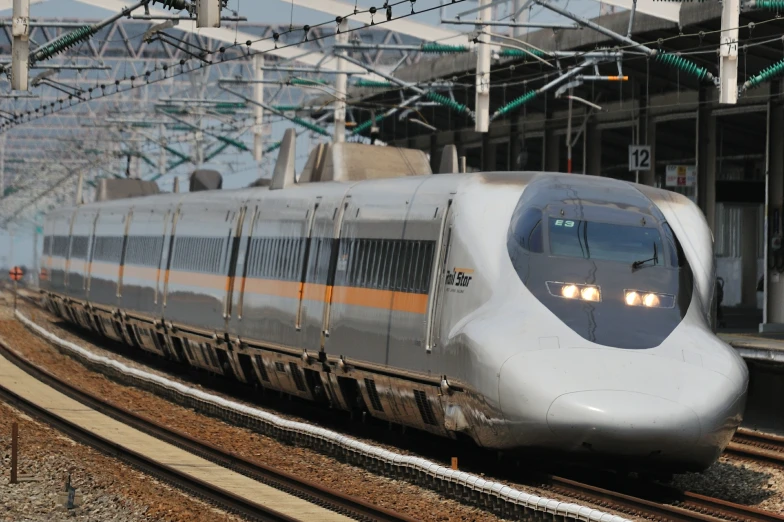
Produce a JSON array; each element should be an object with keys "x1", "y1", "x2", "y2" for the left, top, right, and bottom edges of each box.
[
  {"x1": 295, "y1": 198, "x2": 319, "y2": 332},
  {"x1": 299, "y1": 198, "x2": 341, "y2": 354},
  {"x1": 152, "y1": 209, "x2": 171, "y2": 313},
  {"x1": 426, "y1": 199, "x2": 455, "y2": 355},
  {"x1": 161, "y1": 205, "x2": 182, "y2": 319},
  {"x1": 116, "y1": 210, "x2": 133, "y2": 299},
  {"x1": 85, "y1": 212, "x2": 99, "y2": 297},
  {"x1": 62, "y1": 211, "x2": 78, "y2": 292},
  {"x1": 320, "y1": 197, "x2": 349, "y2": 351},
  {"x1": 224, "y1": 204, "x2": 249, "y2": 331}
]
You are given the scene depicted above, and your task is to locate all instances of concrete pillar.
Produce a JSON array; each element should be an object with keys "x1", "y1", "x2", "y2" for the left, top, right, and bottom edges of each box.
[
  {"x1": 429, "y1": 133, "x2": 439, "y2": 173},
  {"x1": 764, "y1": 81, "x2": 784, "y2": 328},
  {"x1": 641, "y1": 115, "x2": 657, "y2": 186},
  {"x1": 482, "y1": 132, "x2": 494, "y2": 171},
  {"x1": 741, "y1": 206, "x2": 758, "y2": 307},
  {"x1": 544, "y1": 128, "x2": 559, "y2": 171},
  {"x1": 697, "y1": 88, "x2": 717, "y2": 233},
  {"x1": 509, "y1": 119, "x2": 521, "y2": 171},
  {"x1": 585, "y1": 122, "x2": 601, "y2": 176}
]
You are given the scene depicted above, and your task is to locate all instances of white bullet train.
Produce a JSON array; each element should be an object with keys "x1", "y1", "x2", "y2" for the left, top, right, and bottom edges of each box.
[{"x1": 39, "y1": 138, "x2": 748, "y2": 473}]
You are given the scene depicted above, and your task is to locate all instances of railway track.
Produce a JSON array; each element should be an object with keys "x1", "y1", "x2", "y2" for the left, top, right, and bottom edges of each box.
[
  {"x1": 0, "y1": 336, "x2": 416, "y2": 522},
  {"x1": 6, "y1": 293, "x2": 784, "y2": 522},
  {"x1": 726, "y1": 428, "x2": 784, "y2": 468},
  {"x1": 546, "y1": 475, "x2": 784, "y2": 522}
]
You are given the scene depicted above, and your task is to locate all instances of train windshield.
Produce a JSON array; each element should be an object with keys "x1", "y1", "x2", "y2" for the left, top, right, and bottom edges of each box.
[{"x1": 548, "y1": 218, "x2": 665, "y2": 265}]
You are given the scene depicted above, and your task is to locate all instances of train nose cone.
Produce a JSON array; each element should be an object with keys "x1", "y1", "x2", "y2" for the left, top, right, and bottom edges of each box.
[{"x1": 546, "y1": 390, "x2": 701, "y2": 454}]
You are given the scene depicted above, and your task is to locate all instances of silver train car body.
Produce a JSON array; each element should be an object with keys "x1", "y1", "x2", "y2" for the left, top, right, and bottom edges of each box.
[{"x1": 39, "y1": 170, "x2": 749, "y2": 472}]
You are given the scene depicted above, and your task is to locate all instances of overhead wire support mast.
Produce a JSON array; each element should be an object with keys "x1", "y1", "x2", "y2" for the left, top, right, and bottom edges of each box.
[
  {"x1": 11, "y1": 0, "x2": 30, "y2": 91},
  {"x1": 26, "y1": 0, "x2": 189, "y2": 66},
  {"x1": 475, "y1": 0, "x2": 492, "y2": 132},
  {"x1": 489, "y1": 59, "x2": 600, "y2": 122},
  {"x1": 530, "y1": 0, "x2": 717, "y2": 85},
  {"x1": 336, "y1": 53, "x2": 474, "y2": 120}
]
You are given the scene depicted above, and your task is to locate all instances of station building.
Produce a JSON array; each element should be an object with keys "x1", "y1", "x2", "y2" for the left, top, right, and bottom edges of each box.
[{"x1": 330, "y1": 3, "x2": 784, "y2": 330}]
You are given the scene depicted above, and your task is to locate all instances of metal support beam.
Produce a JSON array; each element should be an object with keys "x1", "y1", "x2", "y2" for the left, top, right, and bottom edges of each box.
[
  {"x1": 532, "y1": 0, "x2": 656, "y2": 56},
  {"x1": 11, "y1": 0, "x2": 29, "y2": 91},
  {"x1": 253, "y1": 53, "x2": 264, "y2": 163},
  {"x1": 442, "y1": 18, "x2": 577, "y2": 29},
  {"x1": 334, "y1": 18, "x2": 348, "y2": 143},
  {"x1": 475, "y1": 0, "x2": 491, "y2": 133},
  {"x1": 719, "y1": 0, "x2": 739, "y2": 104}
]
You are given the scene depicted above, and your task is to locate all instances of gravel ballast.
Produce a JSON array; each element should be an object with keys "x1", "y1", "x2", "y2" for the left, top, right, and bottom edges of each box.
[
  {"x1": 0, "y1": 401, "x2": 242, "y2": 522},
  {"x1": 6, "y1": 292, "x2": 784, "y2": 519}
]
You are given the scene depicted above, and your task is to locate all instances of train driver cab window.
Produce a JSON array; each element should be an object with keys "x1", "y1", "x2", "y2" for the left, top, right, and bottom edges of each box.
[
  {"x1": 661, "y1": 222, "x2": 686, "y2": 267},
  {"x1": 512, "y1": 207, "x2": 544, "y2": 253}
]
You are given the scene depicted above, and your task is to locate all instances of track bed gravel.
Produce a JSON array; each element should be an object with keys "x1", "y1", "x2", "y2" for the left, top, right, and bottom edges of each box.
[
  {"x1": 1, "y1": 298, "x2": 508, "y2": 522},
  {"x1": 10, "y1": 293, "x2": 784, "y2": 519},
  {"x1": 0, "y1": 401, "x2": 241, "y2": 522}
]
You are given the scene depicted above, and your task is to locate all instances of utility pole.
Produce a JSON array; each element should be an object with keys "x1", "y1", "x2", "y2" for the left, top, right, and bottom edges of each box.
[
  {"x1": 475, "y1": 0, "x2": 491, "y2": 133},
  {"x1": 158, "y1": 123, "x2": 167, "y2": 177},
  {"x1": 75, "y1": 171, "x2": 84, "y2": 205},
  {"x1": 253, "y1": 53, "x2": 265, "y2": 162},
  {"x1": 512, "y1": 0, "x2": 529, "y2": 38},
  {"x1": 190, "y1": 68, "x2": 207, "y2": 167},
  {"x1": 32, "y1": 219, "x2": 39, "y2": 287},
  {"x1": 11, "y1": 0, "x2": 29, "y2": 91},
  {"x1": 0, "y1": 134, "x2": 6, "y2": 198},
  {"x1": 196, "y1": 0, "x2": 221, "y2": 28},
  {"x1": 719, "y1": 0, "x2": 739, "y2": 104},
  {"x1": 334, "y1": 18, "x2": 349, "y2": 142}
]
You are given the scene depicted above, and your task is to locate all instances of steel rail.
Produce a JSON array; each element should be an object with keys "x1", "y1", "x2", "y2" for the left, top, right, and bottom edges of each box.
[
  {"x1": 548, "y1": 474, "x2": 784, "y2": 522},
  {"x1": 726, "y1": 428, "x2": 784, "y2": 468},
  {"x1": 0, "y1": 337, "x2": 418, "y2": 522}
]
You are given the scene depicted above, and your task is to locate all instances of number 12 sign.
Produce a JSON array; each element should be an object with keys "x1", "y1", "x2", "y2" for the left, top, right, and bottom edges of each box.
[{"x1": 628, "y1": 145, "x2": 651, "y2": 171}]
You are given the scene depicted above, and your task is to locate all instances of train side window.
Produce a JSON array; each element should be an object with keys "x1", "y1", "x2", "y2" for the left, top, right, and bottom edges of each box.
[
  {"x1": 394, "y1": 241, "x2": 406, "y2": 292},
  {"x1": 378, "y1": 239, "x2": 392, "y2": 288},
  {"x1": 511, "y1": 207, "x2": 544, "y2": 253},
  {"x1": 411, "y1": 241, "x2": 421, "y2": 292},
  {"x1": 403, "y1": 241, "x2": 414, "y2": 292}
]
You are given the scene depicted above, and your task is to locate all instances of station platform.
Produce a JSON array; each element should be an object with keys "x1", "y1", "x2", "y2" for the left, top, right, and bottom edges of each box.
[{"x1": 719, "y1": 332, "x2": 784, "y2": 363}]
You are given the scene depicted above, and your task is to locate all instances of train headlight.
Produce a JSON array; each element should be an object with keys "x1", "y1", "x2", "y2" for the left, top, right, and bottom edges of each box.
[
  {"x1": 624, "y1": 289, "x2": 675, "y2": 308},
  {"x1": 580, "y1": 286, "x2": 600, "y2": 301},
  {"x1": 561, "y1": 284, "x2": 579, "y2": 299},
  {"x1": 547, "y1": 282, "x2": 602, "y2": 302}
]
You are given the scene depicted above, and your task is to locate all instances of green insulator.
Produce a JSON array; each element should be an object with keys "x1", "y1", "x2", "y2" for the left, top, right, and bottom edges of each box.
[
  {"x1": 491, "y1": 90, "x2": 538, "y2": 120},
  {"x1": 292, "y1": 116, "x2": 330, "y2": 136},
  {"x1": 265, "y1": 141, "x2": 282, "y2": 154},
  {"x1": 354, "y1": 79, "x2": 393, "y2": 88},
  {"x1": 271, "y1": 105, "x2": 302, "y2": 111},
  {"x1": 425, "y1": 91, "x2": 470, "y2": 115},
  {"x1": 214, "y1": 102, "x2": 245, "y2": 110},
  {"x1": 654, "y1": 52, "x2": 711, "y2": 82},
  {"x1": 31, "y1": 25, "x2": 98, "y2": 63},
  {"x1": 350, "y1": 114, "x2": 384, "y2": 136},
  {"x1": 290, "y1": 78, "x2": 329, "y2": 86},
  {"x1": 744, "y1": 58, "x2": 784, "y2": 90},
  {"x1": 217, "y1": 136, "x2": 248, "y2": 151},
  {"x1": 421, "y1": 43, "x2": 469, "y2": 54},
  {"x1": 499, "y1": 48, "x2": 545, "y2": 58},
  {"x1": 750, "y1": 0, "x2": 784, "y2": 6}
]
